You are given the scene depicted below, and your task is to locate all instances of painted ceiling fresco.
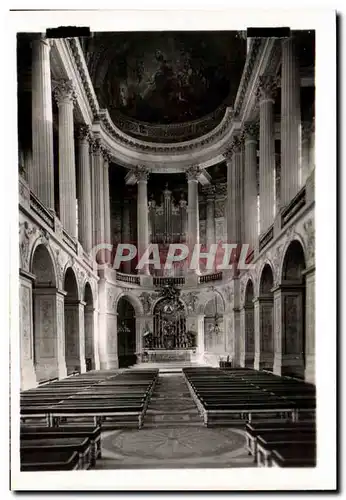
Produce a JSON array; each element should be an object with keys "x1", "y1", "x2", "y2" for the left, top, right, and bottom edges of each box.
[{"x1": 86, "y1": 32, "x2": 246, "y2": 124}]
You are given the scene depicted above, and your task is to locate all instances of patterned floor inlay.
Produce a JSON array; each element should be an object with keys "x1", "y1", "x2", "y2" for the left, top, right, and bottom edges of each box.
[{"x1": 98, "y1": 426, "x2": 255, "y2": 468}]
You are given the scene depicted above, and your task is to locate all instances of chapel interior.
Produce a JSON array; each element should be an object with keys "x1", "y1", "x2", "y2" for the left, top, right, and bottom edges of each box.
[{"x1": 17, "y1": 30, "x2": 316, "y2": 471}]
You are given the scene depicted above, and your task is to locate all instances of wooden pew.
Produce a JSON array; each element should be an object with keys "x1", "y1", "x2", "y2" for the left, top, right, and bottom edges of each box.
[
  {"x1": 271, "y1": 445, "x2": 316, "y2": 467},
  {"x1": 20, "y1": 425, "x2": 102, "y2": 465},
  {"x1": 21, "y1": 450, "x2": 80, "y2": 471},
  {"x1": 256, "y1": 436, "x2": 316, "y2": 467}
]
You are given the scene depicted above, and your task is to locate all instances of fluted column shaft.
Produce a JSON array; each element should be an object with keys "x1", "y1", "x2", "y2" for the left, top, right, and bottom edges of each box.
[
  {"x1": 281, "y1": 37, "x2": 302, "y2": 206},
  {"x1": 77, "y1": 126, "x2": 92, "y2": 252},
  {"x1": 55, "y1": 80, "x2": 77, "y2": 237},
  {"x1": 91, "y1": 139, "x2": 105, "y2": 253},
  {"x1": 258, "y1": 76, "x2": 276, "y2": 233},
  {"x1": 243, "y1": 123, "x2": 258, "y2": 249},
  {"x1": 227, "y1": 137, "x2": 243, "y2": 246},
  {"x1": 122, "y1": 199, "x2": 131, "y2": 274},
  {"x1": 103, "y1": 151, "x2": 111, "y2": 262},
  {"x1": 135, "y1": 168, "x2": 150, "y2": 275},
  {"x1": 205, "y1": 187, "x2": 216, "y2": 247},
  {"x1": 31, "y1": 37, "x2": 54, "y2": 209},
  {"x1": 186, "y1": 167, "x2": 200, "y2": 247}
]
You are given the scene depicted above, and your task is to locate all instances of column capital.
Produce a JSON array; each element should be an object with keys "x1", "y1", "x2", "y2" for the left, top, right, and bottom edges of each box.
[
  {"x1": 77, "y1": 124, "x2": 91, "y2": 142},
  {"x1": 53, "y1": 79, "x2": 77, "y2": 106},
  {"x1": 101, "y1": 147, "x2": 112, "y2": 164},
  {"x1": 242, "y1": 121, "x2": 259, "y2": 142},
  {"x1": 134, "y1": 165, "x2": 150, "y2": 182},
  {"x1": 202, "y1": 185, "x2": 216, "y2": 200},
  {"x1": 256, "y1": 74, "x2": 277, "y2": 103},
  {"x1": 90, "y1": 137, "x2": 103, "y2": 155},
  {"x1": 186, "y1": 165, "x2": 201, "y2": 182}
]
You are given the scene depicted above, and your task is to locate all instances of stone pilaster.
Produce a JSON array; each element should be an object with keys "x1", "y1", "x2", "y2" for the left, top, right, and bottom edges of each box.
[
  {"x1": 253, "y1": 298, "x2": 261, "y2": 370},
  {"x1": 273, "y1": 285, "x2": 305, "y2": 378},
  {"x1": 257, "y1": 75, "x2": 276, "y2": 233},
  {"x1": 20, "y1": 271, "x2": 37, "y2": 389},
  {"x1": 243, "y1": 122, "x2": 259, "y2": 250},
  {"x1": 91, "y1": 138, "x2": 105, "y2": 260},
  {"x1": 77, "y1": 125, "x2": 92, "y2": 253},
  {"x1": 102, "y1": 149, "x2": 112, "y2": 256},
  {"x1": 33, "y1": 287, "x2": 67, "y2": 382},
  {"x1": 31, "y1": 37, "x2": 54, "y2": 210},
  {"x1": 97, "y1": 278, "x2": 108, "y2": 369},
  {"x1": 304, "y1": 267, "x2": 315, "y2": 384},
  {"x1": 122, "y1": 198, "x2": 132, "y2": 274},
  {"x1": 227, "y1": 137, "x2": 243, "y2": 246},
  {"x1": 281, "y1": 37, "x2": 302, "y2": 206},
  {"x1": 135, "y1": 166, "x2": 150, "y2": 275},
  {"x1": 186, "y1": 166, "x2": 200, "y2": 273},
  {"x1": 54, "y1": 79, "x2": 77, "y2": 237},
  {"x1": 84, "y1": 305, "x2": 95, "y2": 370}
]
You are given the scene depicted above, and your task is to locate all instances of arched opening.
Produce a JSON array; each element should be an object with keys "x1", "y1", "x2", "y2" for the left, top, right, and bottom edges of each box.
[
  {"x1": 281, "y1": 240, "x2": 306, "y2": 379},
  {"x1": 64, "y1": 267, "x2": 82, "y2": 375},
  {"x1": 244, "y1": 280, "x2": 255, "y2": 367},
  {"x1": 204, "y1": 294, "x2": 224, "y2": 354},
  {"x1": 31, "y1": 244, "x2": 59, "y2": 382},
  {"x1": 117, "y1": 297, "x2": 136, "y2": 368},
  {"x1": 84, "y1": 282, "x2": 95, "y2": 371},
  {"x1": 259, "y1": 264, "x2": 274, "y2": 371}
]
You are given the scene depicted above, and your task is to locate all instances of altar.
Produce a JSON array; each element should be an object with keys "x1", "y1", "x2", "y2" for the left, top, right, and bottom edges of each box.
[{"x1": 142, "y1": 349, "x2": 196, "y2": 363}]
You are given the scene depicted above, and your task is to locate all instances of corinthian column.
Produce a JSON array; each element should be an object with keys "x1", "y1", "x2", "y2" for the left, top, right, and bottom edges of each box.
[
  {"x1": 243, "y1": 122, "x2": 259, "y2": 250},
  {"x1": 281, "y1": 37, "x2": 302, "y2": 206},
  {"x1": 226, "y1": 136, "x2": 243, "y2": 246},
  {"x1": 204, "y1": 185, "x2": 216, "y2": 248},
  {"x1": 135, "y1": 166, "x2": 150, "y2": 275},
  {"x1": 91, "y1": 138, "x2": 105, "y2": 260},
  {"x1": 54, "y1": 80, "x2": 77, "y2": 237},
  {"x1": 31, "y1": 36, "x2": 54, "y2": 209},
  {"x1": 102, "y1": 149, "x2": 112, "y2": 263},
  {"x1": 122, "y1": 197, "x2": 131, "y2": 274},
  {"x1": 186, "y1": 166, "x2": 200, "y2": 272},
  {"x1": 257, "y1": 75, "x2": 276, "y2": 233},
  {"x1": 77, "y1": 125, "x2": 92, "y2": 253}
]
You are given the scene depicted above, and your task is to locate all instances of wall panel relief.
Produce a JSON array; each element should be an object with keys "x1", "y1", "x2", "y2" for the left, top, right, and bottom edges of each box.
[
  {"x1": 283, "y1": 295, "x2": 302, "y2": 355},
  {"x1": 245, "y1": 308, "x2": 254, "y2": 353},
  {"x1": 20, "y1": 285, "x2": 32, "y2": 360},
  {"x1": 260, "y1": 304, "x2": 273, "y2": 353},
  {"x1": 39, "y1": 299, "x2": 55, "y2": 357},
  {"x1": 19, "y1": 221, "x2": 37, "y2": 270}
]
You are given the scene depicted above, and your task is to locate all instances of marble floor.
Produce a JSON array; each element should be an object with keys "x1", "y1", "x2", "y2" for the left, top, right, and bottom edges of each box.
[{"x1": 95, "y1": 426, "x2": 255, "y2": 469}]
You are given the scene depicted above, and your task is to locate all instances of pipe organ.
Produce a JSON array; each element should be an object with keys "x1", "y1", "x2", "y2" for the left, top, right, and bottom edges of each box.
[{"x1": 148, "y1": 185, "x2": 188, "y2": 276}]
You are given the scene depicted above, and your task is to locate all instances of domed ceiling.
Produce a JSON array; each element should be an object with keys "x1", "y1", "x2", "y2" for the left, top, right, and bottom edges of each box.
[{"x1": 85, "y1": 32, "x2": 246, "y2": 139}]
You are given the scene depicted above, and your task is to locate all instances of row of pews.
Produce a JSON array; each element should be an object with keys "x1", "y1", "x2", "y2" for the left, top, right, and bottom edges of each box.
[
  {"x1": 20, "y1": 368, "x2": 159, "y2": 471},
  {"x1": 21, "y1": 369, "x2": 158, "y2": 429},
  {"x1": 183, "y1": 367, "x2": 316, "y2": 467}
]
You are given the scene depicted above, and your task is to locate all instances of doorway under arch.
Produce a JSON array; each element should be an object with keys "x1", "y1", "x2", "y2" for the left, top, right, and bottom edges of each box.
[
  {"x1": 31, "y1": 244, "x2": 59, "y2": 382},
  {"x1": 84, "y1": 282, "x2": 95, "y2": 371},
  {"x1": 244, "y1": 280, "x2": 255, "y2": 367},
  {"x1": 64, "y1": 267, "x2": 83, "y2": 375},
  {"x1": 117, "y1": 297, "x2": 136, "y2": 368},
  {"x1": 281, "y1": 240, "x2": 306, "y2": 379},
  {"x1": 259, "y1": 264, "x2": 274, "y2": 371},
  {"x1": 204, "y1": 294, "x2": 224, "y2": 355}
]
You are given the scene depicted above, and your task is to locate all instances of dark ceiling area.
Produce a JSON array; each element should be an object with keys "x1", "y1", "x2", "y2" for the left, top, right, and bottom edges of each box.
[{"x1": 84, "y1": 31, "x2": 247, "y2": 125}]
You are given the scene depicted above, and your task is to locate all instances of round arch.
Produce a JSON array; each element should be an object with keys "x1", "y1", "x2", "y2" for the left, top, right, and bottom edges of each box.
[
  {"x1": 30, "y1": 242, "x2": 57, "y2": 287},
  {"x1": 64, "y1": 266, "x2": 82, "y2": 375},
  {"x1": 84, "y1": 281, "x2": 95, "y2": 371},
  {"x1": 115, "y1": 291, "x2": 144, "y2": 317},
  {"x1": 117, "y1": 296, "x2": 137, "y2": 368},
  {"x1": 258, "y1": 262, "x2": 274, "y2": 372},
  {"x1": 281, "y1": 239, "x2": 306, "y2": 282}
]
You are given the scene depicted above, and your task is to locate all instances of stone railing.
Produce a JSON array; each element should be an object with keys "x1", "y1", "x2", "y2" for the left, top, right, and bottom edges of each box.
[
  {"x1": 62, "y1": 229, "x2": 78, "y2": 254},
  {"x1": 153, "y1": 276, "x2": 186, "y2": 287},
  {"x1": 110, "y1": 104, "x2": 227, "y2": 143},
  {"x1": 259, "y1": 224, "x2": 274, "y2": 252},
  {"x1": 116, "y1": 272, "x2": 140, "y2": 285},
  {"x1": 29, "y1": 192, "x2": 55, "y2": 229},
  {"x1": 199, "y1": 272, "x2": 223, "y2": 284},
  {"x1": 281, "y1": 186, "x2": 307, "y2": 229}
]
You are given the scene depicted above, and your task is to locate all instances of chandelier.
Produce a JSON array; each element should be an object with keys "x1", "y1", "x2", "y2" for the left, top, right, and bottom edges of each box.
[
  {"x1": 118, "y1": 321, "x2": 131, "y2": 334},
  {"x1": 210, "y1": 295, "x2": 222, "y2": 335}
]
